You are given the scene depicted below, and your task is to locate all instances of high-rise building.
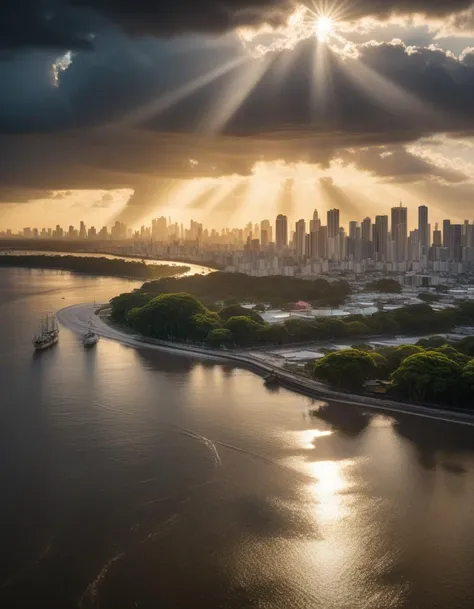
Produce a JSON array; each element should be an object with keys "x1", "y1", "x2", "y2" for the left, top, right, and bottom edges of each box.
[
  {"x1": 373, "y1": 215, "x2": 389, "y2": 260},
  {"x1": 310, "y1": 209, "x2": 321, "y2": 233},
  {"x1": 418, "y1": 205, "x2": 429, "y2": 247},
  {"x1": 433, "y1": 223, "x2": 442, "y2": 247},
  {"x1": 260, "y1": 219, "x2": 272, "y2": 246},
  {"x1": 443, "y1": 219, "x2": 451, "y2": 249},
  {"x1": 79, "y1": 221, "x2": 87, "y2": 239},
  {"x1": 309, "y1": 231, "x2": 319, "y2": 260},
  {"x1": 327, "y1": 209, "x2": 340, "y2": 239},
  {"x1": 391, "y1": 204, "x2": 408, "y2": 262},
  {"x1": 349, "y1": 221, "x2": 358, "y2": 240},
  {"x1": 361, "y1": 217, "x2": 372, "y2": 242},
  {"x1": 275, "y1": 214, "x2": 288, "y2": 249},
  {"x1": 318, "y1": 226, "x2": 328, "y2": 259},
  {"x1": 295, "y1": 219, "x2": 306, "y2": 258},
  {"x1": 152, "y1": 217, "x2": 168, "y2": 241},
  {"x1": 452, "y1": 224, "x2": 463, "y2": 262}
]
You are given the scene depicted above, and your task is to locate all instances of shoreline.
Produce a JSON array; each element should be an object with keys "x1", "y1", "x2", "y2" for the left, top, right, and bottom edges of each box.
[
  {"x1": 0, "y1": 247, "x2": 218, "y2": 275},
  {"x1": 57, "y1": 303, "x2": 474, "y2": 428},
  {"x1": 0, "y1": 250, "x2": 216, "y2": 279}
]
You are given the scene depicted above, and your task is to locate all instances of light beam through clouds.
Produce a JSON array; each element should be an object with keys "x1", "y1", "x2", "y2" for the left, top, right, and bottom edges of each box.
[{"x1": 109, "y1": 56, "x2": 248, "y2": 128}]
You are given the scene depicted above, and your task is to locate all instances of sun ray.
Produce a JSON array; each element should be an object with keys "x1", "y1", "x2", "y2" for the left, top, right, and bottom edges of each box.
[
  {"x1": 109, "y1": 56, "x2": 247, "y2": 128},
  {"x1": 337, "y1": 51, "x2": 444, "y2": 124},
  {"x1": 198, "y1": 54, "x2": 273, "y2": 134}
]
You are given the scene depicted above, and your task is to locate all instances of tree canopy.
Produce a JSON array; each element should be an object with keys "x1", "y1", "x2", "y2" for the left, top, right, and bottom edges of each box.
[
  {"x1": 127, "y1": 292, "x2": 208, "y2": 340},
  {"x1": 428, "y1": 345, "x2": 471, "y2": 367},
  {"x1": 0, "y1": 254, "x2": 189, "y2": 281},
  {"x1": 224, "y1": 316, "x2": 263, "y2": 345},
  {"x1": 218, "y1": 303, "x2": 264, "y2": 324},
  {"x1": 366, "y1": 278, "x2": 402, "y2": 294},
  {"x1": 461, "y1": 360, "x2": 474, "y2": 398},
  {"x1": 205, "y1": 328, "x2": 233, "y2": 348},
  {"x1": 390, "y1": 352, "x2": 463, "y2": 406},
  {"x1": 381, "y1": 344, "x2": 424, "y2": 372},
  {"x1": 313, "y1": 349, "x2": 377, "y2": 390},
  {"x1": 140, "y1": 272, "x2": 351, "y2": 307}
]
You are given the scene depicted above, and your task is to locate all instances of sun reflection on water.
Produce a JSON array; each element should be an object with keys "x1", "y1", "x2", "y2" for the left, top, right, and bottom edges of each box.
[
  {"x1": 299, "y1": 428, "x2": 334, "y2": 449},
  {"x1": 309, "y1": 459, "x2": 354, "y2": 523}
]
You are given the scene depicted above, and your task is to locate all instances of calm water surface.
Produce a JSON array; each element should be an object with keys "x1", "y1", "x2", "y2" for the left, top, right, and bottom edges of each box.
[{"x1": 1, "y1": 267, "x2": 474, "y2": 609}]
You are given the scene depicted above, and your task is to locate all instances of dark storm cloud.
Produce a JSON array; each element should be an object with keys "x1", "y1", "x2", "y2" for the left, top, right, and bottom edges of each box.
[
  {"x1": 340, "y1": 0, "x2": 473, "y2": 21},
  {"x1": 341, "y1": 146, "x2": 469, "y2": 184},
  {"x1": 3, "y1": 1, "x2": 474, "y2": 52},
  {"x1": 0, "y1": 188, "x2": 54, "y2": 203}
]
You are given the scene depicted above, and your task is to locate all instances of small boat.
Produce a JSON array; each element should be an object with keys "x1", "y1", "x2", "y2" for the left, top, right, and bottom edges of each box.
[
  {"x1": 82, "y1": 319, "x2": 99, "y2": 347},
  {"x1": 263, "y1": 373, "x2": 279, "y2": 386},
  {"x1": 33, "y1": 314, "x2": 59, "y2": 351}
]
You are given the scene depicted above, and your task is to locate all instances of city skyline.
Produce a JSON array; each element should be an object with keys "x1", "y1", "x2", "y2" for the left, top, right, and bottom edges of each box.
[{"x1": 4, "y1": 203, "x2": 474, "y2": 264}]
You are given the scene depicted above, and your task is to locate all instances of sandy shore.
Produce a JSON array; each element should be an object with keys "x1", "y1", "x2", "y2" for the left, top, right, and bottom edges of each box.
[{"x1": 57, "y1": 303, "x2": 474, "y2": 427}]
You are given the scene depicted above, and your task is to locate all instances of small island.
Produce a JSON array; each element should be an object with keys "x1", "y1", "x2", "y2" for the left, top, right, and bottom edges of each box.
[{"x1": 0, "y1": 254, "x2": 190, "y2": 280}]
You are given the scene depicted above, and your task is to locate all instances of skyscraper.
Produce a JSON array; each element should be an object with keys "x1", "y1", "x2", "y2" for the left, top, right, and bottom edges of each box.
[
  {"x1": 418, "y1": 205, "x2": 429, "y2": 247},
  {"x1": 79, "y1": 221, "x2": 87, "y2": 239},
  {"x1": 433, "y1": 223, "x2": 442, "y2": 247},
  {"x1": 361, "y1": 217, "x2": 372, "y2": 242},
  {"x1": 275, "y1": 214, "x2": 288, "y2": 249},
  {"x1": 327, "y1": 209, "x2": 340, "y2": 239},
  {"x1": 452, "y1": 224, "x2": 463, "y2": 262},
  {"x1": 349, "y1": 221, "x2": 358, "y2": 240},
  {"x1": 443, "y1": 219, "x2": 451, "y2": 249},
  {"x1": 310, "y1": 209, "x2": 321, "y2": 233},
  {"x1": 391, "y1": 204, "x2": 408, "y2": 262},
  {"x1": 260, "y1": 219, "x2": 272, "y2": 246},
  {"x1": 318, "y1": 226, "x2": 328, "y2": 259},
  {"x1": 295, "y1": 219, "x2": 306, "y2": 258},
  {"x1": 374, "y1": 215, "x2": 389, "y2": 260}
]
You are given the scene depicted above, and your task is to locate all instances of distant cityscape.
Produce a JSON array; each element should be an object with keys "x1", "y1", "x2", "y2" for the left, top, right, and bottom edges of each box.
[{"x1": 2, "y1": 204, "x2": 474, "y2": 286}]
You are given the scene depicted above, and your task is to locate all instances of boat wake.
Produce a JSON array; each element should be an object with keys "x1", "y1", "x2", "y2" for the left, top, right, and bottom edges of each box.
[{"x1": 176, "y1": 427, "x2": 222, "y2": 467}]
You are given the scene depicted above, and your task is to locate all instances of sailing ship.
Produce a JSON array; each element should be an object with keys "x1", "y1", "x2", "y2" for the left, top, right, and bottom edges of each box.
[
  {"x1": 82, "y1": 318, "x2": 99, "y2": 347},
  {"x1": 33, "y1": 314, "x2": 59, "y2": 350}
]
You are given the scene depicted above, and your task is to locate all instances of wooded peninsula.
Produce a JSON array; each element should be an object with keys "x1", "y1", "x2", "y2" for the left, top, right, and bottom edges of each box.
[{"x1": 0, "y1": 255, "x2": 190, "y2": 280}]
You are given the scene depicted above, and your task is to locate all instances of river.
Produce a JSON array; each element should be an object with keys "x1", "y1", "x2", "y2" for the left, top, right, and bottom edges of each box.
[{"x1": 1, "y1": 267, "x2": 474, "y2": 609}]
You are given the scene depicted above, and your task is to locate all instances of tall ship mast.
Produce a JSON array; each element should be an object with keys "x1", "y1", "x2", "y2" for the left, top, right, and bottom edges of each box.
[{"x1": 33, "y1": 313, "x2": 59, "y2": 351}]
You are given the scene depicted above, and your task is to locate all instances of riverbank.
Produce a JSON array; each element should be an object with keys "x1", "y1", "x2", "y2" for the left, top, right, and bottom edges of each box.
[{"x1": 58, "y1": 303, "x2": 474, "y2": 427}]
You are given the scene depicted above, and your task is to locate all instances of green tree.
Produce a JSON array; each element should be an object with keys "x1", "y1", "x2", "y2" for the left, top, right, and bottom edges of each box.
[
  {"x1": 457, "y1": 336, "x2": 474, "y2": 357},
  {"x1": 461, "y1": 360, "x2": 474, "y2": 401},
  {"x1": 111, "y1": 291, "x2": 152, "y2": 322},
  {"x1": 190, "y1": 312, "x2": 222, "y2": 341},
  {"x1": 429, "y1": 345, "x2": 471, "y2": 367},
  {"x1": 367, "y1": 278, "x2": 402, "y2": 294},
  {"x1": 218, "y1": 304, "x2": 264, "y2": 324},
  {"x1": 256, "y1": 324, "x2": 290, "y2": 345},
  {"x1": 346, "y1": 321, "x2": 370, "y2": 336},
  {"x1": 128, "y1": 292, "x2": 207, "y2": 340},
  {"x1": 416, "y1": 336, "x2": 446, "y2": 349},
  {"x1": 369, "y1": 352, "x2": 390, "y2": 379},
  {"x1": 205, "y1": 328, "x2": 233, "y2": 348},
  {"x1": 418, "y1": 292, "x2": 441, "y2": 303},
  {"x1": 225, "y1": 316, "x2": 263, "y2": 345},
  {"x1": 351, "y1": 343, "x2": 373, "y2": 352},
  {"x1": 390, "y1": 352, "x2": 463, "y2": 405},
  {"x1": 382, "y1": 344, "x2": 424, "y2": 372},
  {"x1": 313, "y1": 349, "x2": 377, "y2": 390},
  {"x1": 455, "y1": 301, "x2": 474, "y2": 325}
]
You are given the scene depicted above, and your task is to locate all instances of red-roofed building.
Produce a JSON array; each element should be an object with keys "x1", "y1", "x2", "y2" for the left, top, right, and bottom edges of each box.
[{"x1": 292, "y1": 301, "x2": 312, "y2": 311}]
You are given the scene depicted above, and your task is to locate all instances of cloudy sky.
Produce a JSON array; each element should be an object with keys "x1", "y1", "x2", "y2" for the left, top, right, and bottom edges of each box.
[{"x1": 2, "y1": 0, "x2": 474, "y2": 230}]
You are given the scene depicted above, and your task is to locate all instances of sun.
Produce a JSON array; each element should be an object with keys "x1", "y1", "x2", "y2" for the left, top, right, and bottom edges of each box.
[{"x1": 315, "y1": 16, "x2": 333, "y2": 42}]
